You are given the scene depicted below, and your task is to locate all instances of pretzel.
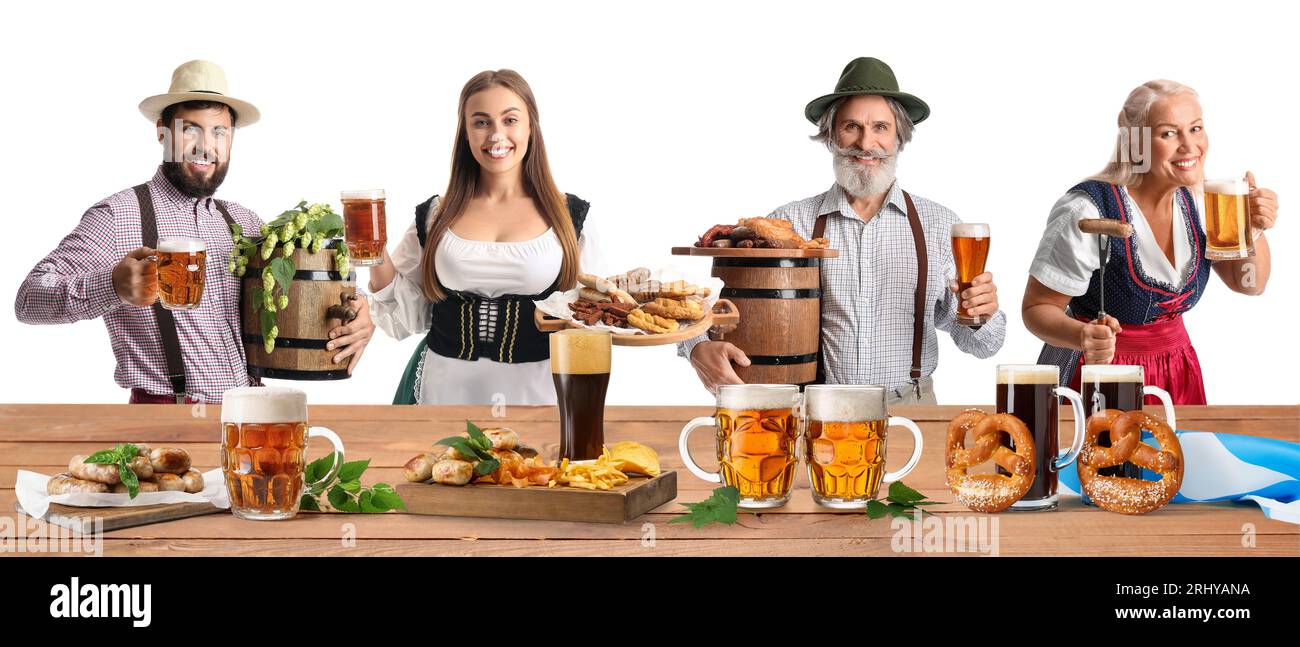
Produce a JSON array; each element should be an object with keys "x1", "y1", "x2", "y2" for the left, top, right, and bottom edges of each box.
[
  {"x1": 1078, "y1": 410, "x2": 1183, "y2": 515},
  {"x1": 944, "y1": 410, "x2": 1036, "y2": 513}
]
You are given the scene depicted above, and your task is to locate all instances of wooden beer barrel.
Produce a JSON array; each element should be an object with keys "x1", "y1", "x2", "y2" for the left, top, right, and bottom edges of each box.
[
  {"x1": 241, "y1": 239, "x2": 357, "y2": 380},
  {"x1": 671, "y1": 247, "x2": 838, "y2": 385}
]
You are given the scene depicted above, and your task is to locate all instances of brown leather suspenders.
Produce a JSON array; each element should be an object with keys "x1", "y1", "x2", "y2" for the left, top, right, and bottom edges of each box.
[
  {"x1": 811, "y1": 191, "x2": 927, "y2": 393},
  {"x1": 133, "y1": 184, "x2": 236, "y2": 403}
]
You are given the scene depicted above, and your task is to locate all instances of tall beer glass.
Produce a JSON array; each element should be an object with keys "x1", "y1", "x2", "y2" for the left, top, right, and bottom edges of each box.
[
  {"x1": 340, "y1": 189, "x2": 387, "y2": 266},
  {"x1": 156, "y1": 236, "x2": 206, "y2": 310},
  {"x1": 951, "y1": 223, "x2": 990, "y2": 326},
  {"x1": 678, "y1": 384, "x2": 799, "y2": 509},
  {"x1": 221, "y1": 386, "x2": 344, "y2": 521},
  {"x1": 1203, "y1": 177, "x2": 1253, "y2": 260},
  {"x1": 996, "y1": 365, "x2": 1085, "y2": 511},
  {"x1": 803, "y1": 385, "x2": 923, "y2": 509},
  {"x1": 550, "y1": 329, "x2": 611, "y2": 461}
]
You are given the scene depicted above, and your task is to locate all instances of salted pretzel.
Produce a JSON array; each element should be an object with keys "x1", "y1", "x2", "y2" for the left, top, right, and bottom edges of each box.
[
  {"x1": 944, "y1": 410, "x2": 1036, "y2": 513},
  {"x1": 1078, "y1": 409, "x2": 1183, "y2": 515}
]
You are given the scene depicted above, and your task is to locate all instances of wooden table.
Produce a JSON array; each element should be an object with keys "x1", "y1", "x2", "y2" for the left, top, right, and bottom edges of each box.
[{"x1": 2, "y1": 404, "x2": 1296, "y2": 557}]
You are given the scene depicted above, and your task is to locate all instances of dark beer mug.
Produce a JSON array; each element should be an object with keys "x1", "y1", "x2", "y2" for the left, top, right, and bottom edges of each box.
[
  {"x1": 1079, "y1": 364, "x2": 1177, "y2": 483},
  {"x1": 996, "y1": 364, "x2": 1085, "y2": 511},
  {"x1": 550, "y1": 329, "x2": 611, "y2": 461}
]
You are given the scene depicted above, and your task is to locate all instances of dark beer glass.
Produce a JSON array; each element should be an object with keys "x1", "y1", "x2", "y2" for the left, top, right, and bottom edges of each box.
[
  {"x1": 550, "y1": 329, "x2": 611, "y2": 461},
  {"x1": 996, "y1": 364, "x2": 1085, "y2": 511}
]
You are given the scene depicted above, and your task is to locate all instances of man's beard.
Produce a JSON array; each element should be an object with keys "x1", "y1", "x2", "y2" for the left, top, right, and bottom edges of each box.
[
  {"x1": 832, "y1": 144, "x2": 898, "y2": 199},
  {"x1": 161, "y1": 157, "x2": 230, "y2": 198}
]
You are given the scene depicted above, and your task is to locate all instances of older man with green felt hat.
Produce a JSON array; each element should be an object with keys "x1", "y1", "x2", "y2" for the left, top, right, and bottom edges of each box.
[{"x1": 681, "y1": 57, "x2": 1006, "y2": 404}]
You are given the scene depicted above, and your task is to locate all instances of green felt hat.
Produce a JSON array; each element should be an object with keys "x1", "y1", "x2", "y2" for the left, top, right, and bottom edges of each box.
[{"x1": 804, "y1": 57, "x2": 929, "y2": 125}]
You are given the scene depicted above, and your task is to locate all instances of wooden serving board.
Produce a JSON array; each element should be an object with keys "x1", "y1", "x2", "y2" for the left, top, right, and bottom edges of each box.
[
  {"x1": 534, "y1": 299, "x2": 739, "y2": 346},
  {"x1": 396, "y1": 470, "x2": 677, "y2": 524},
  {"x1": 671, "y1": 246, "x2": 839, "y2": 258},
  {"x1": 15, "y1": 501, "x2": 225, "y2": 534}
]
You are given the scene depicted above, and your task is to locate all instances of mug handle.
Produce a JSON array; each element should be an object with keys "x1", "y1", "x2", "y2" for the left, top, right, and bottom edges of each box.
[
  {"x1": 882, "y1": 416, "x2": 924, "y2": 483},
  {"x1": 678, "y1": 416, "x2": 721, "y2": 483},
  {"x1": 1053, "y1": 386, "x2": 1086, "y2": 470},
  {"x1": 305, "y1": 426, "x2": 345, "y2": 491},
  {"x1": 1143, "y1": 385, "x2": 1177, "y2": 430}
]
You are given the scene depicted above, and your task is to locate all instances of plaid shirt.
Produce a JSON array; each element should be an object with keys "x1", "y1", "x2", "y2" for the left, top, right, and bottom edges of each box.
[
  {"x1": 15, "y1": 166, "x2": 266, "y2": 402},
  {"x1": 681, "y1": 182, "x2": 1006, "y2": 389}
]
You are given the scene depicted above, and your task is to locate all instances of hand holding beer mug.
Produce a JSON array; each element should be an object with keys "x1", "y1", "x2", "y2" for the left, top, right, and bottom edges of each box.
[
  {"x1": 221, "y1": 387, "x2": 345, "y2": 520},
  {"x1": 340, "y1": 189, "x2": 387, "y2": 266},
  {"x1": 951, "y1": 223, "x2": 991, "y2": 326},
  {"x1": 996, "y1": 365, "x2": 1085, "y2": 511},
  {"x1": 551, "y1": 329, "x2": 611, "y2": 461},
  {"x1": 155, "y1": 236, "x2": 206, "y2": 310},
  {"x1": 804, "y1": 385, "x2": 923, "y2": 509},
  {"x1": 679, "y1": 384, "x2": 799, "y2": 509}
]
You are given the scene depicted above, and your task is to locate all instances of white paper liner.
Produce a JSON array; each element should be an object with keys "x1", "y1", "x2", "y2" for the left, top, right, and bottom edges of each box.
[
  {"x1": 534, "y1": 267, "x2": 723, "y2": 335},
  {"x1": 15, "y1": 468, "x2": 229, "y2": 520}
]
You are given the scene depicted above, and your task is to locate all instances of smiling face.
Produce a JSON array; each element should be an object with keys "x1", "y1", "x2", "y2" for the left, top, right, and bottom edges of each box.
[
  {"x1": 157, "y1": 103, "x2": 234, "y2": 197},
  {"x1": 464, "y1": 85, "x2": 530, "y2": 175},
  {"x1": 831, "y1": 95, "x2": 900, "y2": 197},
  {"x1": 1143, "y1": 93, "x2": 1208, "y2": 188}
]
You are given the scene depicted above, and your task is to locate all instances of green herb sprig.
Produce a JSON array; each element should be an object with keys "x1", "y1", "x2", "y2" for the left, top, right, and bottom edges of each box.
[
  {"x1": 434, "y1": 420, "x2": 501, "y2": 476},
  {"x1": 84, "y1": 443, "x2": 142, "y2": 499},
  {"x1": 669, "y1": 486, "x2": 744, "y2": 528},
  {"x1": 865, "y1": 481, "x2": 941, "y2": 519},
  {"x1": 299, "y1": 453, "x2": 406, "y2": 513}
]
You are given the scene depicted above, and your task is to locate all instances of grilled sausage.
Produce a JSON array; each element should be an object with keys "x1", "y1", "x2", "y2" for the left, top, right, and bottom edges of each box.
[
  {"x1": 180, "y1": 469, "x2": 204, "y2": 493},
  {"x1": 431, "y1": 459, "x2": 474, "y2": 486},
  {"x1": 403, "y1": 453, "x2": 437, "y2": 482},
  {"x1": 69, "y1": 455, "x2": 154, "y2": 484},
  {"x1": 149, "y1": 447, "x2": 191, "y2": 474},
  {"x1": 111, "y1": 480, "x2": 160, "y2": 494},
  {"x1": 47, "y1": 473, "x2": 111, "y2": 495},
  {"x1": 484, "y1": 428, "x2": 519, "y2": 451},
  {"x1": 151, "y1": 473, "x2": 186, "y2": 491}
]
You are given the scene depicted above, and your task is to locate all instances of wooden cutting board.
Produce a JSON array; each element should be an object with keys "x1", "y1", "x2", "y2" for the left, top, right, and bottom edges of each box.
[
  {"x1": 396, "y1": 470, "x2": 677, "y2": 524},
  {"x1": 15, "y1": 501, "x2": 225, "y2": 533}
]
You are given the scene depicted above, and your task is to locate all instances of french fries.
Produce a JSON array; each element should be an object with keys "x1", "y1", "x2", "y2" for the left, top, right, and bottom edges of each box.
[{"x1": 549, "y1": 450, "x2": 632, "y2": 491}]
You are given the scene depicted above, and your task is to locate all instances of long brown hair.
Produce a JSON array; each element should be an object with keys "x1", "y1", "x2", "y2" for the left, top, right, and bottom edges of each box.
[{"x1": 420, "y1": 69, "x2": 579, "y2": 302}]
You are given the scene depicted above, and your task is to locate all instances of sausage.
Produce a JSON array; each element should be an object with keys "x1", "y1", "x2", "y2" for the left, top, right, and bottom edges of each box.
[
  {"x1": 47, "y1": 473, "x2": 111, "y2": 495},
  {"x1": 1078, "y1": 218, "x2": 1134, "y2": 238},
  {"x1": 149, "y1": 447, "x2": 192, "y2": 474},
  {"x1": 431, "y1": 459, "x2": 474, "y2": 486},
  {"x1": 111, "y1": 480, "x2": 160, "y2": 494},
  {"x1": 438, "y1": 445, "x2": 472, "y2": 462},
  {"x1": 133, "y1": 444, "x2": 152, "y2": 457},
  {"x1": 181, "y1": 469, "x2": 204, "y2": 493},
  {"x1": 151, "y1": 473, "x2": 186, "y2": 491},
  {"x1": 69, "y1": 454, "x2": 154, "y2": 484},
  {"x1": 483, "y1": 428, "x2": 519, "y2": 451},
  {"x1": 403, "y1": 453, "x2": 436, "y2": 482}
]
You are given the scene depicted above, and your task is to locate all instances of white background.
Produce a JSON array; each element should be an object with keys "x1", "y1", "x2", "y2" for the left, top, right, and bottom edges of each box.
[{"x1": 3, "y1": 0, "x2": 1296, "y2": 405}]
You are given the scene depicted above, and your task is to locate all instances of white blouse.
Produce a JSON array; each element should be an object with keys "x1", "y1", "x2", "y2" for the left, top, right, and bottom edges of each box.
[
  {"x1": 369, "y1": 197, "x2": 606, "y2": 405},
  {"x1": 1030, "y1": 185, "x2": 1200, "y2": 297}
]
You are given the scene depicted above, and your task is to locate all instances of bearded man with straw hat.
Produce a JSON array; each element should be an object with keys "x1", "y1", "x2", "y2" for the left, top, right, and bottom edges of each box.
[
  {"x1": 681, "y1": 57, "x2": 1006, "y2": 403},
  {"x1": 15, "y1": 60, "x2": 375, "y2": 403}
]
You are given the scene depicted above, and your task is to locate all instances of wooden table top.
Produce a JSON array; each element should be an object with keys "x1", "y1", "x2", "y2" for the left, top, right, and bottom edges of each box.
[{"x1": 2, "y1": 404, "x2": 1297, "y2": 557}]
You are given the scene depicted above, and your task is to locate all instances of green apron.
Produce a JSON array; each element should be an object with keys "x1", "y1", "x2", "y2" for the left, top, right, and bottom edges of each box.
[{"x1": 391, "y1": 338, "x2": 428, "y2": 405}]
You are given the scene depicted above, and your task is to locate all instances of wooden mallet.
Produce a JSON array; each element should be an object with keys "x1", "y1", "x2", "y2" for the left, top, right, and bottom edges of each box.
[{"x1": 1078, "y1": 219, "x2": 1134, "y2": 321}]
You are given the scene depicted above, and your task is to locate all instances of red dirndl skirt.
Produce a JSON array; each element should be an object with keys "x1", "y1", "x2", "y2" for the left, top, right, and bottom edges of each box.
[{"x1": 1069, "y1": 315, "x2": 1206, "y2": 405}]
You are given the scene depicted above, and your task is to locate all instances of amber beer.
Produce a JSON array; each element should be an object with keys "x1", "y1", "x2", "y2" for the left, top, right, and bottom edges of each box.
[
  {"x1": 803, "y1": 385, "x2": 923, "y2": 508},
  {"x1": 1080, "y1": 365, "x2": 1177, "y2": 482},
  {"x1": 156, "y1": 237, "x2": 206, "y2": 310},
  {"x1": 340, "y1": 189, "x2": 387, "y2": 266},
  {"x1": 951, "y1": 223, "x2": 991, "y2": 326},
  {"x1": 221, "y1": 387, "x2": 344, "y2": 521},
  {"x1": 1203, "y1": 178, "x2": 1253, "y2": 260},
  {"x1": 996, "y1": 365, "x2": 1085, "y2": 511},
  {"x1": 679, "y1": 384, "x2": 799, "y2": 509},
  {"x1": 550, "y1": 329, "x2": 611, "y2": 461}
]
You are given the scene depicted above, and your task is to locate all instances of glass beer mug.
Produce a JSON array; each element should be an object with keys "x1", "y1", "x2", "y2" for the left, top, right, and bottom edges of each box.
[
  {"x1": 221, "y1": 386, "x2": 345, "y2": 520},
  {"x1": 803, "y1": 385, "x2": 924, "y2": 509},
  {"x1": 679, "y1": 384, "x2": 800, "y2": 509}
]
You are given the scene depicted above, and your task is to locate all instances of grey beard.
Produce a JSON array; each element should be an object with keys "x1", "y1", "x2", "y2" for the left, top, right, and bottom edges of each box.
[{"x1": 833, "y1": 149, "x2": 898, "y2": 199}]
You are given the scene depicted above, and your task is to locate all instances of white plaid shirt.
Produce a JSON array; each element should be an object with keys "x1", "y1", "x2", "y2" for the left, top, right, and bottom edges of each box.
[
  {"x1": 15, "y1": 166, "x2": 266, "y2": 402},
  {"x1": 681, "y1": 182, "x2": 1006, "y2": 389}
]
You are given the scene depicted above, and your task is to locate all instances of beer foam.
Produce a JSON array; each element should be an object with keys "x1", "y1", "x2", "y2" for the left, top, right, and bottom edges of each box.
[
  {"x1": 549, "y1": 329, "x2": 611, "y2": 374},
  {"x1": 221, "y1": 386, "x2": 307, "y2": 423},
  {"x1": 951, "y1": 223, "x2": 990, "y2": 238},
  {"x1": 717, "y1": 384, "x2": 799, "y2": 411},
  {"x1": 805, "y1": 385, "x2": 886, "y2": 421},
  {"x1": 157, "y1": 237, "x2": 205, "y2": 253},
  {"x1": 1204, "y1": 178, "x2": 1248, "y2": 196},
  {"x1": 1081, "y1": 364, "x2": 1144, "y2": 383},
  {"x1": 341, "y1": 189, "x2": 385, "y2": 201},
  {"x1": 996, "y1": 364, "x2": 1058, "y2": 385}
]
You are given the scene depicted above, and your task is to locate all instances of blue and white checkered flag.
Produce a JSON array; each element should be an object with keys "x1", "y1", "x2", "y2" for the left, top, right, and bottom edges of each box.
[{"x1": 1059, "y1": 431, "x2": 1300, "y2": 524}]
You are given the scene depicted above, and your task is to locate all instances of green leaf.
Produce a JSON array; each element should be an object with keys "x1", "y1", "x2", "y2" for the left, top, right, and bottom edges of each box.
[
  {"x1": 669, "y1": 486, "x2": 742, "y2": 528},
  {"x1": 327, "y1": 485, "x2": 358, "y2": 512},
  {"x1": 368, "y1": 487, "x2": 406, "y2": 512},
  {"x1": 260, "y1": 309, "x2": 277, "y2": 339},
  {"x1": 358, "y1": 490, "x2": 381, "y2": 513},
  {"x1": 371, "y1": 483, "x2": 395, "y2": 494},
  {"x1": 117, "y1": 443, "x2": 140, "y2": 459},
  {"x1": 887, "y1": 481, "x2": 927, "y2": 504},
  {"x1": 305, "y1": 452, "x2": 337, "y2": 484},
  {"x1": 473, "y1": 458, "x2": 500, "y2": 476},
  {"x1": 83, "y1": 450, "x2": 120, "y2": 464},
  {"x1": 118, "y1": 457, "x2": 140, "y2": 499},
  {"x1": 434, "y1": 436, "x2": 466, "y2": 447},
  {"x1": 338, "y1": 459, "x2": 370, "y2": 483},
  {"x1": 466, "y1": 420, "x2": 487, "y2": 444},
  {"x1": 249, "y1": 287, "x2": 265, "y2": 308},
  {"x1": 339, "y1": 479, "x2": 361, "y2": 493},
  {"x1": 269, "y1": 257, "x2": 295, "y2": 296},
  {"x1": 299, "y1": 495, "x2": 320, "y2": 511},
  {"x1": 865, "y1": 500, "x2": 889, "y2": 519}
]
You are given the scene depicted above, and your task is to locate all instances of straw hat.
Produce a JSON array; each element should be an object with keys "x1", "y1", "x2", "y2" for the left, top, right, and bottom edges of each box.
[{"x1": 138, "y1": 60, "x2": 260, "y2": 127}]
